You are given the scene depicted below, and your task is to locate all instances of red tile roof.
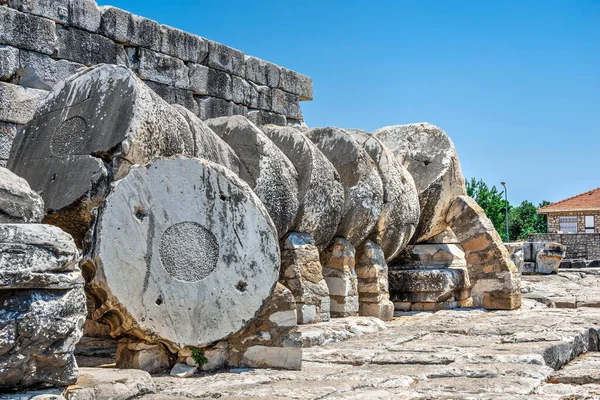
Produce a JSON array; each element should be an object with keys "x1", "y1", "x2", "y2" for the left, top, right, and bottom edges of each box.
[{"x1": 539, "y1": 187, "x2": 600, "y2": 213}]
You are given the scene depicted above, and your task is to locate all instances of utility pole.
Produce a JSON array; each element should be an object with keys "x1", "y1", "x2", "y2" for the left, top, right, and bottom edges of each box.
[{"x1": 501, "y1": 182, "x2": 509, "y2": 241}]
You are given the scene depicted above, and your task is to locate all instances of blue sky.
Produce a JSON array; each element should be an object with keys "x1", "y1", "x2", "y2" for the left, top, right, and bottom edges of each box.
[{"x1": 99, "y1": 0, "x2": 599, "y2": 206}]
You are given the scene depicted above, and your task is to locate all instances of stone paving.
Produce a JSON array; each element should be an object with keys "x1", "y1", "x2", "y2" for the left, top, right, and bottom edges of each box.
[{"x1": 8, "y1": 271, "x2": 600, "y2": 399}]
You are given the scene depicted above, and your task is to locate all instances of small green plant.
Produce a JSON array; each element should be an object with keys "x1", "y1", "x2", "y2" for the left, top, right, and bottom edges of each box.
[{"x1": 190, "y1": 347, "x2": 208, "y2": 366}]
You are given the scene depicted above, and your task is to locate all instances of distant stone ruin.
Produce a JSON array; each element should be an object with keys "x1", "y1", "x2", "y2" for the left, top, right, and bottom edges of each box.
[{"x1": 0, "y1": 0, "x2": 522, "y2": 392}]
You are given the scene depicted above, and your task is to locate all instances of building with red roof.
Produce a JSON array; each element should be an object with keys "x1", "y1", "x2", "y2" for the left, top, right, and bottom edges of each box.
[{"x1": 538, "y1": 188, "x2": 600, "y2": 234}]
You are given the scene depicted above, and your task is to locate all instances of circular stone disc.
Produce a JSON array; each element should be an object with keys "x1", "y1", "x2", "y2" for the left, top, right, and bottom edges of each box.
[{"x1": 93, "y1": 156, "x2": 279, "y2": 348}]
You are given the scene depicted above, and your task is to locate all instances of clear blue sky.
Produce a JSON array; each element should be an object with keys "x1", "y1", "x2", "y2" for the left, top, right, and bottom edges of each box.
[{"x1": 99, "y1": 0, "x2": 599, "y2": 206}]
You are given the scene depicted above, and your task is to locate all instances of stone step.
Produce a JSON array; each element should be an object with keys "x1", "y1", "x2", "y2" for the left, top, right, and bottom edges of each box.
[{"x1": 388, "y1": 267, "x2": 471, "y2": 303}]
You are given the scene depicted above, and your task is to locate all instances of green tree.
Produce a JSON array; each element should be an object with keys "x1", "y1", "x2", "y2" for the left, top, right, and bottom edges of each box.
[
  {"x1": 508, "y1": 200, "x2": 550, "y2": 240},
  {"x1": 466, "y1": 178, "x2": 509, "y2": 241}
]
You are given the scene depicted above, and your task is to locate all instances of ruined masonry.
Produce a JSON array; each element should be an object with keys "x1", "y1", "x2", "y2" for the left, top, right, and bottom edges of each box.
[{"x1": 0, "y1": 0, "x2": 522, "y2": 392}]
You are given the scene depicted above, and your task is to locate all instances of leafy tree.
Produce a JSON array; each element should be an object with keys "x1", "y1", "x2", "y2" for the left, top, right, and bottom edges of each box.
[
  {"x1": 467, "y1": 178, "x2": 550, "y2": 241},
  {"x1": 466, "y1": 178, "x2": 509, "y2": 241}
]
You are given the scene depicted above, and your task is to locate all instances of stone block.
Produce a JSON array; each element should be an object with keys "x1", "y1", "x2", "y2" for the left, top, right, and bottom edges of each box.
[
  {"x1": 242, "y1": 346, "x2": 302, "y2": 370},
  {"x1": 247, "y1": 110, "x2": 286, "y2": 126},
  {"x1": 99, "y1": 6, "x2": 161, "y2": 51},
  {"x1": 17, "y1": 50, "x2": 85, "y2": 90},
  {"x1": 68, "y1": 0, "x2": 102, "y2": 32},
  {"x1": 359, "y1": 301, "x2": 394, "y2": 321},
  {"x1": 188, "y1": 63, "x2": 209, "y2": 94},
  {"x1": 207, "y1": 40, "x2": 245, "y2": 77},
  {"x1": 391, "y1": 244, "x2": 467, "y2": 270},
  {"x1": 272, "y1": 88, "x2": 302, "y2": 119},
  {"x1": 388, "y1": 268, "x2": 470, "y2": 303},
  {"x1": 144, "y1": 80, "x2": 199, "y2": 115},
  {"x1": 0, "y1": 45, "x2": 19, "y2": 80},
  {"x1": 0, "y1": 122, "x2": 16, "y2": 164},
  {"x1": 196, "y1": 96, "x2": 246, "y2": 120},
  {"x1": 232, "y1": 75, "x2": 259, "y2": 107},
  {"x1": 206, "y1": 67, "x2": 233, "y2": 100},
  {"x1": 279, "y1": 66, "x2": 313, "y2": 101},
  {"x1": 0, "y1": 6, "x2": 56, "y2": 55},
  {"x1": 330, "y1": 295, "x2": 359, "y2": 316},
  {"x1": 0, "y1": 223, "x2": 85, "y2": 391},
  {"x1": 0, "y1": 167, "x2": 44, "y2": 223},
  {"x1": 0, "y1": 81, "x2": 47, "y2": 124},
  {"x1": 324, "y1": 276, "x2": 355, "y2": 297},
  {"x1": 4, "y1": 0, "x2": 68, "y2": 24},
  {"x1": 63, "y1": 368, "x2": 155, "y2": 399},
  {"x1": 115, "y1": 341, "x2": 171, "y2": 374},
  {"x1": 170, "y1": 363, "x2": 196, "y2": 378},
  {"x1": 505, "y1": 242, "x2": 525, "y2": 274},
  {"x1": 161, "y1": 25, "x2": 207, "y2": 63},
  {"x1": 56, "y1": 25, "x2": 128, "y2": 66},
  {"x1": 245, "y1": 56, "x2": 280, "y2": 86},
  {"x1": 135, "y1": 48, "x2": 189, "y2": 89}
]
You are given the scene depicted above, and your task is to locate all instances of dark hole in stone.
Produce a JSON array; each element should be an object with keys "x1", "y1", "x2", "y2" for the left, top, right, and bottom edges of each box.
[
  {"x1": 51, "y1": 173, "x2": 56, "y2": 182},
  {"x1": 220, "y1": 194, "x2": 227, "y2": 201},
  {"x1": 236, "y1": 280, "x2": 248, "y2": 292},
  {"x1": 134, "y1": 205, "x2": 148, "y2": 222},
  {"x1": 156, "y1": 296, "x2": 163, "y2": 306},
  {"x1": 423, "y1": 160, "x2": 431, "y2": 166}
]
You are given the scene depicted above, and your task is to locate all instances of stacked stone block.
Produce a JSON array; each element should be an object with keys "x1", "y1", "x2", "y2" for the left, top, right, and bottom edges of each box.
[
  {"x1": 532, "y1": 233, "x2": 600, "y2": 261},
  {"x1": 0, "y1": 0, "x2": 313, "y2": 165},
  {"x1": 320, "y1": 237, "x2": 359, "y2": 317},
  {"x1": 355, "y1": 240, "x2": 394, "y2": 320}
]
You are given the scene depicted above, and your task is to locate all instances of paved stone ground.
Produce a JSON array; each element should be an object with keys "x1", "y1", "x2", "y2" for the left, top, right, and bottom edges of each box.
[
  {"x1": 522, "y1": 268, "x2": 600, "y2": 309},
  {"x1": 8, "y1": 270, "x2": 600, "y2": 399}
]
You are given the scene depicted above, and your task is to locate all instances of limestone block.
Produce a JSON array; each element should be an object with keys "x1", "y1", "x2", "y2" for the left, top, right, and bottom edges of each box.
[
  {"x1": 0, "y1": 224, "x2": 85, "y2": 390},
  {"x1": 135, "y1": 48, "x2": 189, "y2": 89},
  {"x1": 207, "y1": 40, "x2": 245, "y2": 77},
  {"x1": 306, "y1": 127, "x2": 383, "y2": 246},
  {"x1": 8, "y1": 65, "x2": 194, "y2": 244},
  {"x1": 388, "y1": 268, "x2": 470, "y2": 303},
  {"x1": 245, "y1": 56, "x2": 280, "y2": 87},
  {"x1": 196, "y1": 96, "x2": 247, "y2": 120},
  {"x1": 206, "y1": 68, "x2": 233, "y2": 100},
  {"x1": 262, "y1": 125, "x2": 345, "y2": 248},
  {"x1": 0, "y1": 5, "x2": 56, "y2": 55},
  {"x1": 0, "y1": 45, "x2": 19, "y2": 80},
  {"x1": 247, "y1": 110, "x2": 286, "y2": 127},
  {"x1": 68, "y1": 0, "x2": 102, "y2": 32},
  {"x1": 505, "y1": 242, "x2": 525, "y2": 274},
  {"x1": 171, "y1": 105, "x2": 240, "y2": 174},
  {"x1": 232, "y1": 75, "x2": 260, "y2": 108},
  {"x1": 426, "y1": 227, "x2": 461, "y2": 244},
  {"x1": 228, "y1": 283, "x2": 302, "y2": 370},
  {"x1": 17, "y1": 50, "x2": 85, "y2": 90},
  {"x1": 321, "y1": 237, "x2": 359, "y2": 317},
  {"x1": 115, "y1": 341, "x2": 171, "y2": 374},
  {"x1": 55, "y1": 26, "x2": 128, "y2": 66},
  {"x1": 206, "y1": 116, "x2": 299, "y2": 237},
  {"x1": 160, "y1": 25, "x2": 208, "y2": 63},
  {"x1": 188, "y1": 64, "x2": 209, "y2": 95},
  {"x1": 373, "y1": 123, "x2": 466, "y2": 242},
  {"x1": 64, "y1": 368, "x2": 155, "y2": 400},
  {"x1": 391, "y1": 244, "x2": 467, "y2": 270},
  {"x1": 170, "y1": 363, "x2": 196, "y2": 378},
  {"x1": 446, "y1": 195, "x2": 521, "y2": 310},
  {"x1": 0, "y1": 81, "x2": 47, "y2": 124},
  {"x1": 271, "y1": 89, "x2": 302, "y2": 119},
  {"x1": 278, "y1": 67, "x2": 313, "y2": 101},
  {"x1": 355, "y1": 240, "x2": 393, "y2": 320},
  {"x1": 359, "y1": 301, "x2": 394, "y2": 321},
  {"x1": 144, "y1": 80, "x2": 199, "y2": 116},
  {"x1": 99, "y1": 6, "x2": 161, "y2": 51},
  {"x1": 3, "y1": 0, "x2": 68, "y2": 23},
  {"x1": 0, "y1": 167, "x2": 44, "y2": 223},
  {"x1": 0, "y1": 122, "x2": 17, "y2": 165},
  {"x1": 349, "y1": 130, "x2": 420, "y2": 261},
  {"x1": 280, "y1": 233, "x2": 330, "y2": 324},
  {"x1": 89, "y1": 157, "x2": 280, "y2": 349},
  {"x1": 535, "y1": 242, "x2": 566, "y2": 274}
]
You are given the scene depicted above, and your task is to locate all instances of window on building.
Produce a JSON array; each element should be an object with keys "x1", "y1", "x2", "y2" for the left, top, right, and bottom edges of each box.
[
  {"x1": 559, "y1": 216, "x2": 578, "y2": 233},
  {"x1": 585, "y1": 216, "x2": 595, "y2": 233}
]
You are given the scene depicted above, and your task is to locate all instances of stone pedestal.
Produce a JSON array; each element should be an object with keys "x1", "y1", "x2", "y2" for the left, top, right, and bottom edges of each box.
[
  {"x1": 355, "y1": 240, "x2": 393, "y2": 321},
  {"x1": 521, "y1": 242, "x2": 566, "y2": 275},
  {"x1": 279, "y1": 232, "x2": 330, "y2": 324},
  {"x1": 320, "y1": 237, "x2": 359, "y2": 317},
  {"x1": 388, "y1": 244, "x2": 472, "y2": 312},
  {"x1": 505, "y1": 242, "x2": 525, "y2": 274}
]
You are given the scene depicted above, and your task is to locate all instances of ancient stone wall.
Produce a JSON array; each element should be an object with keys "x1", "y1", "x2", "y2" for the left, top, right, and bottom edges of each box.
[
  {"x1": 0, "y1": 0, "x2": 312, "y2": 166},
  {"x1": 531, "y1": 233, "x2": 600, "y2": 260}
]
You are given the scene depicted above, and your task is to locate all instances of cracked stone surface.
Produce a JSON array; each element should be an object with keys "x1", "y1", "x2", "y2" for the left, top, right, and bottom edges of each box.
[{"x1": 522, "y1": 268, "x2": 600, "y2": 309}]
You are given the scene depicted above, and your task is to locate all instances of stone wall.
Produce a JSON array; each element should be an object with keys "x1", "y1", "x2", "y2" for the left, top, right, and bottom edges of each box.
[
  {"x1": 0, "y1": 0, "x2": 312, "y2": 165},
  {"x1": 545, "y1": 211, "x2": 600, "y2": 234},
  {"x1": 531, "y1": 233, "x2": 600, "y2": 260}
]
